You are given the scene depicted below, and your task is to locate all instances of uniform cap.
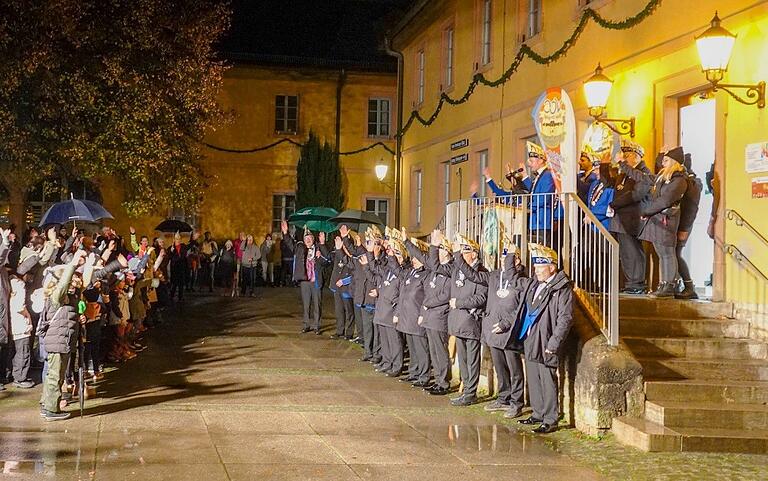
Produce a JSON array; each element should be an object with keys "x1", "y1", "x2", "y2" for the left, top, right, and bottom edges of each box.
[
  {"x1": 526, "y1": 141, "x2": 546, "y2": 161},
  {"x1": 455, "y1": 233, "x2": 480, "y2": 253},
  {"x1": 409, "y1": 237, "x2": 430, "y2": 253},
  {"x1": 620, "y1": 139, "x2": 645, "y2": 158},
  {"x1": 529, "y1": 242, "x2": 558, "y2": 265}
]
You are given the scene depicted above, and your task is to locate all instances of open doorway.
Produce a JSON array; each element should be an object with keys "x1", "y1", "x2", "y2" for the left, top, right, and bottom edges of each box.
[{"x1": 679, "y1": 97, "x2": 715, "y2": 298}]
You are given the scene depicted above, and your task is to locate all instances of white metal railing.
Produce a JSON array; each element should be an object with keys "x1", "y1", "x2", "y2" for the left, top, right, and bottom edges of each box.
[{"x1": 445, "y1": 192, "x2": 619, "y2": 346}]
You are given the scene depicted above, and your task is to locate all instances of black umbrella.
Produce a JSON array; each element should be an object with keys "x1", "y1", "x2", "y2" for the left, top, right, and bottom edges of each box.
[
  {"x1": 330, "y1": 209, "x2": 384, "y2": 232},
  {"x1": 155, "y1": 219, "x2": 193, "y2": 233}
]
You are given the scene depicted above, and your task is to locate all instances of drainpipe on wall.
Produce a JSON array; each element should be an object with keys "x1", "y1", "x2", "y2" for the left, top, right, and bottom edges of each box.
[
  {"x1": 335, "y1": 69, "x2": 347, "y2": 152},
  {"x1": 384, "y1": 38, "x2": 403, "y2": 227}
]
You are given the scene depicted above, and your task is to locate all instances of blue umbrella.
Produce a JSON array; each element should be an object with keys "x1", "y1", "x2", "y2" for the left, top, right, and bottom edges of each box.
[{"x1": 39, "y1": 195, "x2": 114, "y2": 227}]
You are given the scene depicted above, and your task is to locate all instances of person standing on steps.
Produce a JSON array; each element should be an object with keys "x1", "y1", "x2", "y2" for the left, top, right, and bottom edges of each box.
[
  {"x1": 601, "y1": 140, "x2": 652, "y2": 295},
  {"x1": 676, "y1": 153, "x2": 703, "y2": 300},
  {"x1": 514, "y1": 243, "x2": 573, "y2": 434},
  {"x1": 454, "y1": 235, "x2": 528, "y2": 419},
  {"x1": 416, "y1": 233, "x2": 453, "y2": 396},
  {"x1": 281, "y1": 220, "x2": 330, "y2": 334},
  {"x1": 428, "y1": 230, "x2": 488, "y2": 407}
]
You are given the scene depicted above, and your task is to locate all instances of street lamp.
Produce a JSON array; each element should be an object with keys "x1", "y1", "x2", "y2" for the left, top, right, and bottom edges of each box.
[
  {"x1": 695, "y1": 12, "x2": 765, "y2": 108},
  {"x1": 583, "y1": 64, "x2": 636, "y2": 137},
  {"x1": 375, "y1": 159, "x2": 389, "y2": 181}
]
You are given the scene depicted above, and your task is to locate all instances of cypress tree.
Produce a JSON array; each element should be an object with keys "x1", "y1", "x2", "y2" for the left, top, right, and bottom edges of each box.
[{"x1": 296, "y1": 131, "x2": 345, "y2": 211}]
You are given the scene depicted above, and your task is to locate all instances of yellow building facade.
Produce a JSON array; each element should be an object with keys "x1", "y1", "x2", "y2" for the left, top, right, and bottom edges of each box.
[
  {"x1": 392, "y1": 0, "x2": 768, "y2": 333},
  {"x1": 101, "y1": 64, "x2": 397, "y2": 241}
]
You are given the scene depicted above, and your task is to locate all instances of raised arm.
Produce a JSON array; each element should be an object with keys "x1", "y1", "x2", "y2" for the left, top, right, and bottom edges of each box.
[{"x1": 454, "y1": 252, "x2": 490, "y2": 286}]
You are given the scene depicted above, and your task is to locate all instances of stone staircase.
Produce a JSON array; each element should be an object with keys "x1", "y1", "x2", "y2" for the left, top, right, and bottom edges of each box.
[{"x1": 612, "y1": 297, "x2": 768, "y2": 453}]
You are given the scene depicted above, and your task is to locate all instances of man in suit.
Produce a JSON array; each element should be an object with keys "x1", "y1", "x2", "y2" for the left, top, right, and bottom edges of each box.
[{"x1": 167, "y1": 232, "x2": 188, "y2": 302}]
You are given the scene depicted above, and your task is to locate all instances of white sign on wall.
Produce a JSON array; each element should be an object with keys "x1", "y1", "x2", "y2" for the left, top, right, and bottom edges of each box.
[{"x1": 745, "y1": 142, "x2": 768, "y2": 173}]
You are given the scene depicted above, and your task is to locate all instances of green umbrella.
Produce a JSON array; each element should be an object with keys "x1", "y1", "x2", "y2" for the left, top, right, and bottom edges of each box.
[
  {"x1": 304, "y1": 220, "x2": 338, "y2": 233},
  {"x1": 288, "y1": 206, "x2": 339, "y2": 225}
]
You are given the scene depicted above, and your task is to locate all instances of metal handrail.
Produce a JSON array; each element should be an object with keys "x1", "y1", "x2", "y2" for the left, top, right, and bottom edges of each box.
[
  {"x1": 725, "y1": 209, "x2": 768, "y2": 249},
  {"x1": 723, "y1": 243, "x2": 768, "y2": 282},
  {"x1": 444, "y1": 192, "x2": 620, "y2": 346}
]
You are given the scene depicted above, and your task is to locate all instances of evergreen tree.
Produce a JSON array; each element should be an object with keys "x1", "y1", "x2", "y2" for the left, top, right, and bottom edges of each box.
[{"x1": 296, "y1": 131, "x2": 344, "y2": 210}]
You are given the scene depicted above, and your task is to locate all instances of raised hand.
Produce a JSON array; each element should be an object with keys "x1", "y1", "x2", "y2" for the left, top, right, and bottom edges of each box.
[
  {"x1": 71, "y1": 225, "x2": 78, "y2": 238},
  {"x1": 47, "y1": 226, "x2": 57, "y2": 242},
  {"x1": 280, "y1": 220, "x2": 288, "y2": 234},
  {"x1": 318, "y1": 232, "x2": 326, "y2": 244},
  {"x1": 482, "y1": 166, "x2": 492, "y2": 180},
  {"x1": 334, "y1": 236, "x2": 343, "y2": 250},
  {"x1": 470, "y1": 180, "x2": 479, "y2": 195},
  {"x1": 430, "y1": 229, "x2": 443, "y2": 247}
]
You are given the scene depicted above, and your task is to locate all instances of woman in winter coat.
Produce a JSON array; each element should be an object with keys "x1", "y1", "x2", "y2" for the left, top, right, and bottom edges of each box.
[
  {"x1": 675, "y1": 154, "x2": 703, "y2": 299},
  {"x1": 620, "y1": 146, "x2": 689, "y2": 298}
]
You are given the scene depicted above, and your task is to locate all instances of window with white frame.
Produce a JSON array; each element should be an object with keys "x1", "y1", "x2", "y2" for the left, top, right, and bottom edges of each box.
[
  {"x1": 481, "y1": 0, "x2": 492, "y2": 65},
  {"x1": 527, "y1": 0, "x2": 542, "y2": 39},
  {"x1": 272, "y1": 194, "x2": 296, "y2": 233},
  {"x1": 275, "y1": 95, "x2": 299, "y2": 134},
  {"x1": 443, "y1": 162, "x2": 451, "y2": 204},
  {"x1": 414, "y1": 170, "x2": 423, "y2": 225},
  {"x1": 478, "y1": 149, "x2": 489, "y2": 196},
  {"x1": 416, "y1": 49, "x2": 425, "y2": 104},
  {"x1": 367, "y1": 98, "x2": 391, "y2": 138},
  {"x1": 444, "y1": 25, "x2": 454, "y2": 89},
  {"x1": 365, "y1": 198, "x2": 389, "y2": 225}
]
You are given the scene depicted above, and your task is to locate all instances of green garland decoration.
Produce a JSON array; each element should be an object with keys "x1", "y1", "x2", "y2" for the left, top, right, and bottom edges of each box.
[
  {"x1": 399, "y1": 0, "x2": 663, "y2": 135},
  {"x1": 202, "y1": 0, "x2": 661, "y2": 156}
]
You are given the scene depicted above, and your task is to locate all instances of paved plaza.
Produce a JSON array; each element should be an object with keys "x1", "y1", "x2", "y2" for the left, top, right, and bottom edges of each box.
[{"x1": 0, "y1": 289, "x2": 766, "y2": 480}]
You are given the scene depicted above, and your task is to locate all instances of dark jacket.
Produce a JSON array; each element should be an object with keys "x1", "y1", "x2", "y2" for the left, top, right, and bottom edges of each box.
[
  {"x1": 36, "y1": 265, "x2": 79, "y2": 355},
  {"x1": 0, "y1": 240, "x2": 9, "y2": 345},
  {"x1": 602, "y1": 162, "x2": 652, "y2": 236},
  {"x1": 456, "y1": 254, "x2": 527, "y2": 349},
  {"x1": 394, "y1": 265, "x2": 427, "y2": 336},
  {"x1": 370, "y1": 254, "x2": 404, "y2": 327},
  {"x1": 512, "y1": 270, "x2": 573, "y2": 367},
  {"x1": 407, "y1": 244, "x2": 450, "y2": 332},
  {"x1": 329, "y1": 237, "x2": 355, "y2": 299},
  {"x1": 679, "y1": 172, "x2": 702, "y2": 233},
  {"x1": 283, "y1": 236, "x2": 330, "y2": 286},
  {"x1": 352, "y1": 246, "x2": 375, "y2": 307},
  {"x1": 168, "y1": 243, "x2": 189, "y2": 279},
  {"x1": 624, "y1": 164, "x2": 688, "y2": 247},
  {"x1": 427, "y1": 248, "x2": 488, "y2": 340}
]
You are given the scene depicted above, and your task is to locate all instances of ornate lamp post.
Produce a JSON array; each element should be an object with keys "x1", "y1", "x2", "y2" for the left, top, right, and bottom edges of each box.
[
  {"x1": 583, "y1": 64, "x2": 636, "y2": 137},
  {"x1": 695, "y1": 12, "x2": 765, "y2": 108}
]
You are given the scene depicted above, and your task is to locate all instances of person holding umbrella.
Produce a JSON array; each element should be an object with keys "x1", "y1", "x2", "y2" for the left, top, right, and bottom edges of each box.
[
  {"x1": 167, "y1": 232, "x2": 189, "y2": 302},
  {"x1": 280, "y1": 220, "x2": 330, "y2": 334}
]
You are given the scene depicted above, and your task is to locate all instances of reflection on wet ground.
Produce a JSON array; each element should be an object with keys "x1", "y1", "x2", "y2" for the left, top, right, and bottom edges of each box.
[{"x1": 0, "y1": 290, "x2": 602, "y2": 481}]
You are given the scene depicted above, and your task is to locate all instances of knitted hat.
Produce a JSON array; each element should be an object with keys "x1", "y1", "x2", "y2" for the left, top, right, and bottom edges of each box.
[{"x1": 664, "y1": 146, "x2": 685, "y2": 164}]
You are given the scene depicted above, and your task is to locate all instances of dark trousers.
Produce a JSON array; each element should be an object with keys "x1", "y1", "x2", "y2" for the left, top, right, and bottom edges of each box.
[
  {"x1": 170, "y1": 274, "x2": 186, "y2": 301},
  {"x1": 456, "y1": 337, "x2": 481, "y2": 398},
  {"x1": 378, "y1": 324, "x2": 403, "y2": 374},
  {"x1": 526, "y1": 360, "x2": 559, "y2": 425},
  {"x1": 281, "y1": 260, "x2": 293, "y2": 286},
  {"x1": 653, "y1": 242, "x2": 678, "y2": 283},
  {"x1": 426, "y1": 328, "x2": 451, "y2": 389},
  {"x1": 371, "y1": 323, "x2": 382, "y2": 363},
  {"x1": 676, "y1": 237, "x2": 691, "y2": 282},
  {"x1": 0, "y1": 343, "x2": 8, "y2": 382},
  {"x1": 617, "y1": 233, "x2": 647, "y2": 289},
  {"x1": 354, "y1": 305, "x2": 364, "y2": 341},
  {"x1": 490, "y1": 347, "x2": 524, "y2": 410},
  {"x1": 333, "y1": 291, "x2": 355, "y2": 337},
  {"x1": 12, "y1": 337, "x2": 31, "y2": 382},
  {"x1": 84, "y1": 321, "x2": 102, "y2": 373},
  {"x1": 405, "y1": 333, "x2": 430, "y2": 383},
  {"x1": 241, "y1": 266, "x2": 257, "y2": 295},
  {"x1": 360, "y1": 308, "x2": 375, "y2": 359},
  {"x1": 299, "y1": 281, "x2": 322, "y2": 330}
]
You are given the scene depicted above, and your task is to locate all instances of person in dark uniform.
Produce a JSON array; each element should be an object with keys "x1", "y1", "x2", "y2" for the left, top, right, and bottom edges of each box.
[
  {"x1": 412, "y1": 234, "x2": 453, "y2": 396},
  {"x1": 361, "y1": 226, "x2": 385, "y2": 365},
  {"x1": 601, "y1": 140, "x2": 652, "y2": 294},
  {"x1": 454, "y1": 235, "x2": 527, "y2": 418},
  {"x1": 577, "y1": 150, "x2": 598, "y2": 203},
  {"x1": 329, "y1": 230, "x2": 355, "y2": 340},
  {"x1": 514, "y1": 243, "x2": 573, "y2": 434},
  {"x1": 364, "y1": 229, "x2": 407, "y2": 377},
  {"x1": 428, "y1": 230, "x2": 488, "y2": 407},
  {"x1": 280, "y1": 221, "x2": 330, "y2": 334},
  {"x1": 396, "y1": 237, "x2": 431, "y2": 388},
  {"x1": 351, "y1": 231, "x2": 376, "y2": 360}
]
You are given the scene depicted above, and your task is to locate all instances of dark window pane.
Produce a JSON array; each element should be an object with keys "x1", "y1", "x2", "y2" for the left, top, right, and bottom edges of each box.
[
  {"x1": 287, "y1": 119, "x2": 297, "y2": 133},
  {"x1": 366, "y1": 199, "x2": 375, "y2": 211},
  {"x1": 287, "y1": 95, "x2": 298, "y2": 107}
]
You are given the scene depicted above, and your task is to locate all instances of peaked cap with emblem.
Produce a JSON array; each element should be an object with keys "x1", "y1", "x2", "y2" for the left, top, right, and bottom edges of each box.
[
  {"x1": 620, "y1": 139, "x2": 644, "y2": 158},
  {"x1": 409, "y1": 237, "x2": 430, "y2": 253},
  {"x1": 455, "y1": 233, "x2": 480, "y2": 253},
  {"x1": 526, "y1": 141, "x2": 546, "y2": 161},
  {"x1": 529, "y1": 242, "x2": 558, "y2": 265}
]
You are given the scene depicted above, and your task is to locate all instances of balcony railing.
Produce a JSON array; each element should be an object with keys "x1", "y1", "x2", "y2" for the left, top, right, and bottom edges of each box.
[{"x1": 444, "y1": 192, "x2": 619, "y2": 346}]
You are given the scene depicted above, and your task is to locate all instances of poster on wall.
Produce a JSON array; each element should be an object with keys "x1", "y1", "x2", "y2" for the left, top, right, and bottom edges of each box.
[
  {"x1": 531, "y1": 87, "x2": 578, "y2": 193},
  {"x1": 752, "y1": 176, "x2": 768, "y2": 199},
  {"x1": 745, "y1": 142, "x2": 768, "y2": 173}
]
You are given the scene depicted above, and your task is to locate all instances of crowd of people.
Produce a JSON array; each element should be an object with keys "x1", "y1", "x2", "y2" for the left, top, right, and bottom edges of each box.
[
  {"x1": 280, "y1": 218, "x2": 573, "y2": 434},
  {"x1": 475, "y1": 140, "x2": 704, "y2": 299}
]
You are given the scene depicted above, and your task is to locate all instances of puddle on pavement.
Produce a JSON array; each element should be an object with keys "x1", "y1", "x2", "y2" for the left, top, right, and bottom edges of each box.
[{"x1": 430, "y1": 423, "x2": 561, "y2": 456}]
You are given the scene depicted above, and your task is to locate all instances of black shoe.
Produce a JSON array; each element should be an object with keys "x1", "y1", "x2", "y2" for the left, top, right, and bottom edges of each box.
[
  {"x1": 621, "y1": 287, "x2": 646, "y2": 295},
  {"x1": 314, "y1": 330, "x2": 322, "y2": 336},
  {"x1": 399, "y1": 376, "x2": 418, "y2": 383},
  {"x1": 451, "y1": 396, "x2": 477, "y2": 407},
  {"x1": 301, "y1": 327, "x2": 312, "y2": 334},
  {"x1": 330, "y1": 334, "x2": 343, "y2": 340},
  {"x1": 370, "y1": 357, "x2": 382, "y2": 364},
  {"x1": 503, "y1": 407, "x2": 523, "y2": 419},
  {"x1": 483, "y1": 400, "x2": 511, "y2": 412},
  {"x1": 427, "y1": 386, "x2": 449, "y2": 396},
  {"x1": 649, "y1": 282, "x2": 675, "y2": 299},
  {"x1": 41, "y1": 410, "x2": 71, "y2": 422},
  {"x1": 518, "y1": 416, "x2": 542, "y2": 425},
  {"x1": 532, "y1": 423, "x2": 557, "y2": 434},
  {"x1": 675, "y1": 281, "x2": 699, "y2": 300},
  {"x1": 344, "y1": 336, "x2": 354, "y2": 341},
  {"x1": 385, "y1": 371, "x2": 403, "y2": 378},
  {"x1": 359, "y1": 356, "x2": 372, "y2": 362},
  {"x1": 412, "y1": 381, "x2": 432, "y2": 388}
]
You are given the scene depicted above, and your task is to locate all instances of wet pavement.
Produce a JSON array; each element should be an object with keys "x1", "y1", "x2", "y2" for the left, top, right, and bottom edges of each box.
[{"x1": 0, "y1": 289, "x2": 602, "y2": 481}]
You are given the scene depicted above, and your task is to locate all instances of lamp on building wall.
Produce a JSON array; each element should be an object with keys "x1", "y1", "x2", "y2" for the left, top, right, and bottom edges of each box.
[
  {"x1": 583, "y1": 63, "x2": 636, "y2": 137},
  {"x1": 695, "y1": 12, "x2": 765, "y2": 108},
  {"x1": 375, "y1": 159, "x2": 389, "y2": 181}
]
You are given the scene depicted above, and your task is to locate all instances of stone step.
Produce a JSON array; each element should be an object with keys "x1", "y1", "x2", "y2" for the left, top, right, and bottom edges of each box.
[
  {"x1": 619, "y1": 297, "x2": 734, "y2": 319},
  {"x1": 612, "y1": 417, "x2": 768, "y2": 453},
  {"x1": 623, "y1": 337, "x2": 768, "y2": 360},
  {"x1": 645, "y1": 379, "x2": 768, "y2": 404},
  {"x1": 620, "y1": 317, "x2": 750, "y2": 339},
  {"x1": 645, "y1": 400, "x2": 768, "y2": 430},
  {"x1": 637, "y1": 358, "x2": 768, "y2": 381}
]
